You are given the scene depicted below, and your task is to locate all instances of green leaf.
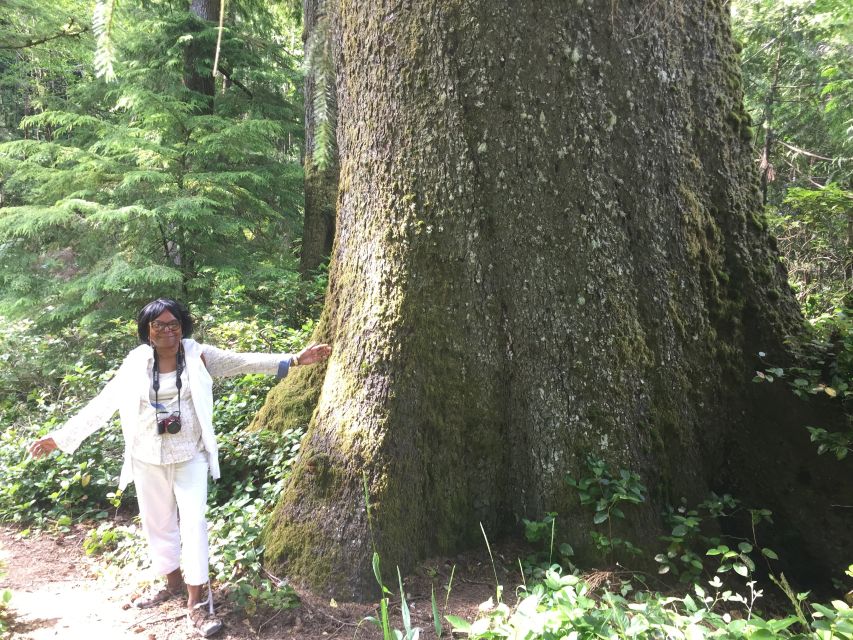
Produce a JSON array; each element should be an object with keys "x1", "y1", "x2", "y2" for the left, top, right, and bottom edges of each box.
[
  {"x1": 444, "y1": 615, "x2": 472, "y2": 632},
  {"x1": 761, "y1": 547, "x2": 779, "y2": 560},
  {"x1": 397, "y1": 567, "x2": 411, "y2": 632},
  {"x1": 431, "y1": 585, "x2": 442, "y2": 638},
  {"x1": 733, "y1": 563, "x2": 749, "y2": 577},
  {"x1": 372, "y1": 552, "x2": 383, "y2": 588}
]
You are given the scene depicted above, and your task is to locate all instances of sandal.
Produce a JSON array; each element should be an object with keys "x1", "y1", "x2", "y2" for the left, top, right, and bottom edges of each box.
[
  {"x1": 187, "y1": 601, "x2": 223, "y2": 637},
  {"x1": 131, "y1": 585, "x2": 181, "y2": 609}
]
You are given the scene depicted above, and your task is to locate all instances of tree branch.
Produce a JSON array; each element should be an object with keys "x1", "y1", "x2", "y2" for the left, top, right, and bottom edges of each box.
[
  {"x1": 217, "y1": 66, "x2": 254, "y2": 98},
  {"x1": 777, "y1": 139, "x2": 834, "y2": 162},
  {"x1": 0, "y1": 22, "x2": 90, "y2": 50}
]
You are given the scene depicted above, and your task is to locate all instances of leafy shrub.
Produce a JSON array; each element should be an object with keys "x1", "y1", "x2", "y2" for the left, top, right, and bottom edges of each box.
[
  {"x1": 0, "y1": 330, "x2": 129, "y2": 526},
  {"x1": 0, "y1": 561, "x2": 10, "y2": 638},
  {"x1": 755, "y1": 308, "x2": 853, "y2": 460},
  {"x1": 446, "y1": 565, "x2": 853, "y2": 640}
]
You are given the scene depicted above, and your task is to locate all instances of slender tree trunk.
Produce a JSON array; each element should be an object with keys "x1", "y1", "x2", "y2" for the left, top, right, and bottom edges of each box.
[
  {"x1": 183, "y1": 0, "x2": 219, "y2": 110},
  {"x1": 299, "y1": 0, "x2": 338, "y2": 276},
  {"x1": 257, "y1": 0, "x2": 851, "y2": 599},
  {"x1": 759, "y1": 43, "x2": 782, "y2": 206}
]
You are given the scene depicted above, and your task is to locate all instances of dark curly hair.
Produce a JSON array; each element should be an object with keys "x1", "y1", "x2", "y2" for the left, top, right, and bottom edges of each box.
[{"x1": 136, "y1": 298, "x2": 194, "y2": 344}]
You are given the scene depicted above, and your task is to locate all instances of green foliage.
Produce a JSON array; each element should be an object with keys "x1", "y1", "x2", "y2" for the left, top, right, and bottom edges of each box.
[
  {"x1": 769, "y1": 185, "x2": 853, "y2": 317},
  {"x1": 0, "y1": 0, "x2": 305, "y2": 328},
  {"x1": 0, "y1": 559, "x2": 10, "y2": 638},
  {"x1": 304, "y1": 13, "x2": 336, "y2": 171},
  {"x1": 567, "y1": 457, "x2": 647, "y2": 525},
  {"x1": 521, "y1": 511, "x2": 576, "y2": 579},
  {"x1": 0, "y1": 0, "x2": 93, "y2": 146},
  {"x1": 733, "y1": 0, "x2": 852, "y2": 318},
  {"x1": 0, "y1": 342, "x2": 129, "y2": 526},
  {"x1": 656, "y1": 494, "x2": 741, "y2": 583},
  {"x1": 449, "y1": 523, "x2": 851, "y2": 640},
  {"x1": 754, "y1": 308, "x2": 853, "y2": 461},
  {"x1": 92, "y1": 0, "x2": 117, "y2": 81},
  {"x1": 363, "y1": 553, "x2": 422, "y2": 640},
  {"x1": 566, "y1": 456, "x2": 647, "y2": 561},
  {"x1": 448, "y1": 460, "x2": 853, "y2": 640}
]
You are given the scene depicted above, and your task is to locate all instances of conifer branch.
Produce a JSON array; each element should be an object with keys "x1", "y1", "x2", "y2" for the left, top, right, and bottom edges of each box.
[
  {"x1": 92, "y1": 0, "x2": 118, "y2": 81},
  {"x1": 305, "y1": 9, "x2": 337, "y2": 171},
  {"x1": 0, "y1": 21, "x2": 90, "y2": 50}
]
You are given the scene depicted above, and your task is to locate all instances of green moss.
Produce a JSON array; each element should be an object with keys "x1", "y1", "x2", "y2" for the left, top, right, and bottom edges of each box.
[
  {"x1": 749, "y1": 211, "x2": 768, "y2": 231},
  {"x1": 248, "y1": 362, "x2": 324, "y2": 433},
  {"x1": 726, "y1": 111, "x2": 741, "y2": 131},
  {"x1": 262, "y1": 518, "x2": 337, "y2": 590}
]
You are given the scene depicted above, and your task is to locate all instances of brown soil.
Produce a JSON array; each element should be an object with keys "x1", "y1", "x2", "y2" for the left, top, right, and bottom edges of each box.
[{"x1": 0, "y1": 524, "x2": 521, "y2": 639}]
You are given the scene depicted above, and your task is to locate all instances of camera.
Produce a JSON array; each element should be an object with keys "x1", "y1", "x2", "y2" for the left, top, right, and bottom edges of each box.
[{"x1": 157, "y1": 413, "x2": 182, "y2": 435}]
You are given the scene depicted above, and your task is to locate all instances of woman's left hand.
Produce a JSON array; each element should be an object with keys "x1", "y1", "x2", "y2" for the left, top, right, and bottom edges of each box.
[
  {"x1": 296, "y1": 343, "x2": 332, "y2": 366},
  {"x1": 29, "y1": 436, "x2": 58, "y2": 459}
]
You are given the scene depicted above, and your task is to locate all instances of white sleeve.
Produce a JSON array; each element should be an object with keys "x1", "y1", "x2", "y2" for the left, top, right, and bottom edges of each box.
[
  {"x1": 200, "y1": 344, "x2": 294, "y2": 379},
  {"x1": 50, "y1": 364, "x2": 126, "y2": 453}
]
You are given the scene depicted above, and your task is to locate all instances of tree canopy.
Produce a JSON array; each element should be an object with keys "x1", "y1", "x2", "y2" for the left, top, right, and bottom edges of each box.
[{"x1": 0, "y1": 0, "x2": 305, "y2": 327}]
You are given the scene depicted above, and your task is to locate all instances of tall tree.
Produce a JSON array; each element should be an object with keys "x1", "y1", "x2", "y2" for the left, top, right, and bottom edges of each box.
[
  {"x1": 0, "y1": 1, "x2": 304, "y2": 326},
  {"x1": 254, "y1": 0, "x2": 851, "y2": 599}
]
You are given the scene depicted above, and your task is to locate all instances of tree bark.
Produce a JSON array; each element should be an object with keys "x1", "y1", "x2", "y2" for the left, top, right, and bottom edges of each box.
[
  {"x1": 299, "y1": 0, "x2": 338, "y2": 276},
  {"x1": 258, "y1": 0, "x2": 852, "y2": 599},
  {"x1": 183, "y1": 0, "x2": 219, "y2": 109}
]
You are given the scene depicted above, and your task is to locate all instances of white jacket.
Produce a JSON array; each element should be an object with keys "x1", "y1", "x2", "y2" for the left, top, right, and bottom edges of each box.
[{"x1": 51, "y1": 338, "x2": 292, "y2": 490}]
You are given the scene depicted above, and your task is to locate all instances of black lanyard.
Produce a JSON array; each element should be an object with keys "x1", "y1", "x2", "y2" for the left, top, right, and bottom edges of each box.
[{"x1": 153, "y1": 344, "x2": 184, "y2": 421}]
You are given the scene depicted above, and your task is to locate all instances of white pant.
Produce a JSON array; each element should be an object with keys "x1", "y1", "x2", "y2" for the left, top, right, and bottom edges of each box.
[{"x1": 131, "y1": 452, "x2": 209, "y2": 585}]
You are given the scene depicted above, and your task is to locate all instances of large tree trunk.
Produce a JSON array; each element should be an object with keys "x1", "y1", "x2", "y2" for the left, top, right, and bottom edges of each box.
[
  {"x1": 299, "y1": 0, "x2": 338, "y2": 276},
  {"x1": 257, "y1": 0, "x2": 852, "y2": 599}
]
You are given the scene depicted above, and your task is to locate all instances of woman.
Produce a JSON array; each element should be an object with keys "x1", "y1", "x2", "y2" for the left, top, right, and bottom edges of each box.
[{"x1": 29, "y1": 298, "x2": 331, "y2": 637}]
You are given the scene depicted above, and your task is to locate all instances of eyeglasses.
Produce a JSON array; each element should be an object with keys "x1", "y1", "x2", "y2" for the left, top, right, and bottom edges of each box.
[{"x1": 150, "y1": 320, "x2": 182, "y2": 333}]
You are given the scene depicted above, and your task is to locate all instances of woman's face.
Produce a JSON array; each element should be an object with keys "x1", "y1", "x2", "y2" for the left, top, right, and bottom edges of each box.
[{"x1": 149, "y1": 310, "x2": 182, "y2": 351}]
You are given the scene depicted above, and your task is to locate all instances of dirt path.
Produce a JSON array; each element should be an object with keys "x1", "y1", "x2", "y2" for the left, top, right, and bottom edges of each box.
[
  {"x1": 0, "y1": 525, "x2": 146, "y2": 639},
  {"x1": 0, "y1": 524, "x2": 509, "y2": 639}
]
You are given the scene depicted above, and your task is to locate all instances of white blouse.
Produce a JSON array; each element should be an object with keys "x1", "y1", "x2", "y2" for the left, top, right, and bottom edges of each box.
[{"x1": 49, "y1": 339, "x2": 294, "y2": 489}]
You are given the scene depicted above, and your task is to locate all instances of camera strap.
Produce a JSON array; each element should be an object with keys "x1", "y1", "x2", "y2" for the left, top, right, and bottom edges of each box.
[{"x1": 152, "y1": 345, "x2": 184, "y2": 423}]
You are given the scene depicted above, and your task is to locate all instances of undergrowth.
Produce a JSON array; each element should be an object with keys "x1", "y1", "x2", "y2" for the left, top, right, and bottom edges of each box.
[
  {"x1": 0, "y1": 311, "x2": 314, "y2": 614},
  {"x1": 441, "y1": 456, "x2": 853, "y2": 640}
]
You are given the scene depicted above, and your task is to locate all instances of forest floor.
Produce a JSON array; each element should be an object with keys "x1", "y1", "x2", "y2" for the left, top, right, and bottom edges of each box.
[{"x1": 0, "y1": 523, "x2": 518, "y2": 639}]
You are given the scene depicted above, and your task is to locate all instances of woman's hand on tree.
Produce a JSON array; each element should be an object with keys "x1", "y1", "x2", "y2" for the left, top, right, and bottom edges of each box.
[
  {"x1": 296, "y1": 343, "x2": 332, "y2": 366},
  {"x1": 28, "y1": 436, "x2": 58, "y2": 459}
]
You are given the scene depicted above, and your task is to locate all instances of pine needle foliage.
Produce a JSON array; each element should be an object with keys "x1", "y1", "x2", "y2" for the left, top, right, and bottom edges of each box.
[
  {"x1": 304, "y1": 7, "x2": 336, "y2": 171},
  {"x1": 0, "y1": 0, "x2": 93, "y2": 142},
  {"x1": 92, "y1": 0, "x2": 117, "y2": 82},
  {"x1": 0, "y1": 1, "x2": 304, "y2": 328}
]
